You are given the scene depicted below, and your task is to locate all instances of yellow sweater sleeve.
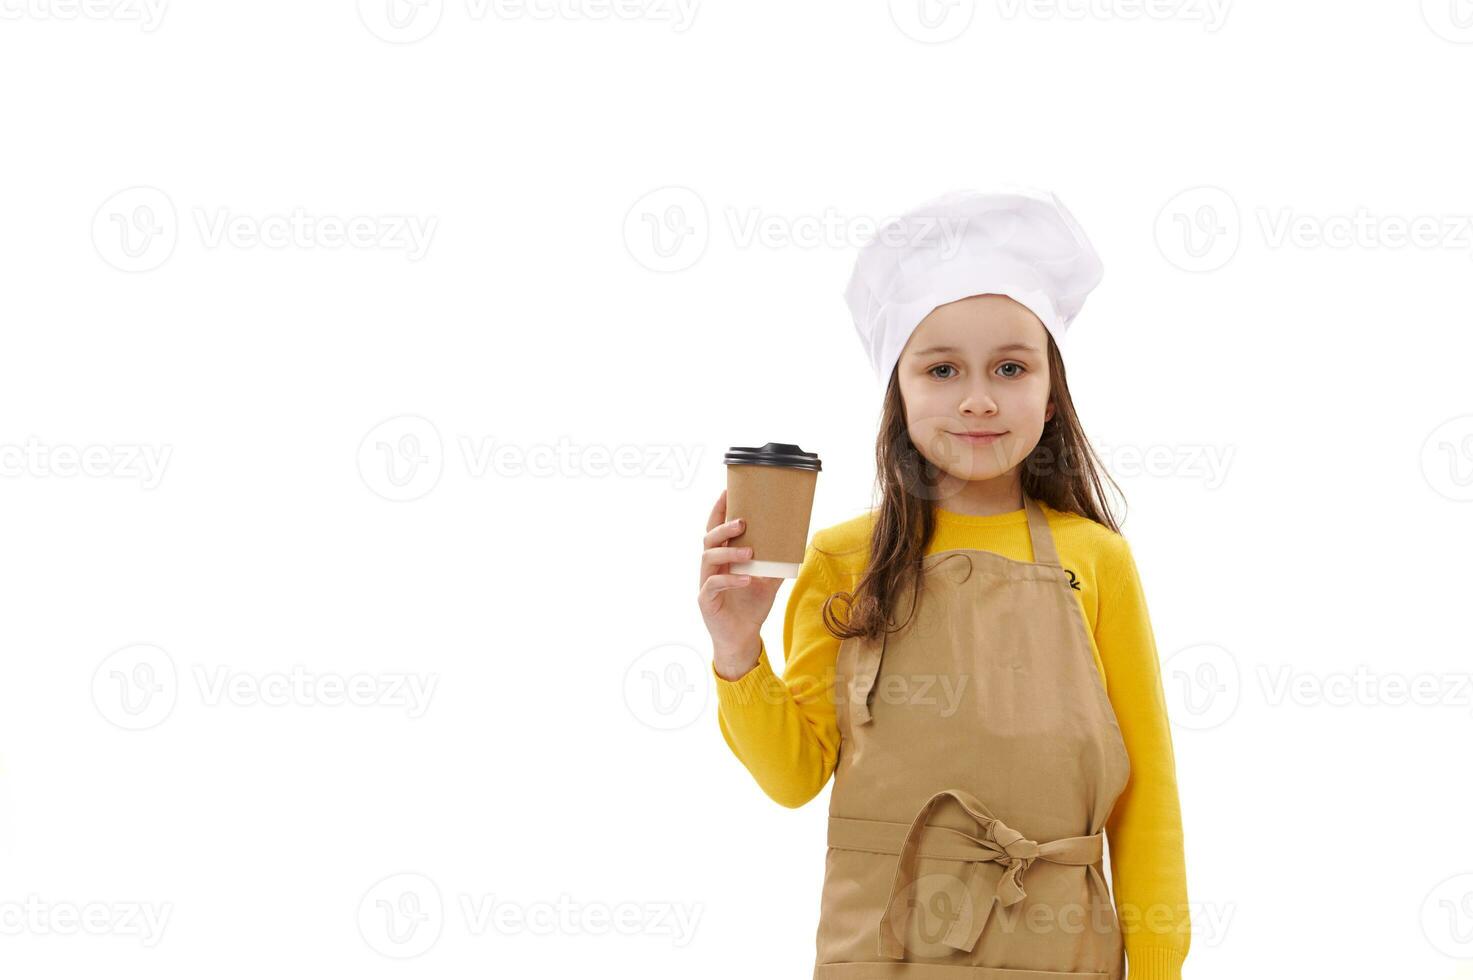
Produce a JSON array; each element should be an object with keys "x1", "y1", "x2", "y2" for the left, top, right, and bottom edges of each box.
[
  {"x1": 1095, "y1": 535, "x2": 1192, "y2": 980},
  {"x1": 710, "y1": 540, "x2": 841, "y2": 809}
]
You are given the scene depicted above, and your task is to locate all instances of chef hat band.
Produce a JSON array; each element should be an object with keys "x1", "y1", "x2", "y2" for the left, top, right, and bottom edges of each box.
[{"x1": 843, "y1": 185, "x2": 1103, "y2": 387}]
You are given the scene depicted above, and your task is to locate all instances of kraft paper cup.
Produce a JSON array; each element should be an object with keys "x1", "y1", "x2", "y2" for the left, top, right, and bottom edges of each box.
[{"x1": 723, "y1": 442, "x2": 821, "y2": 578}]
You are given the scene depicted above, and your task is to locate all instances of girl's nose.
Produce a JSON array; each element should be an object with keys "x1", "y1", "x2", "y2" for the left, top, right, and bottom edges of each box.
[{"x1": 958, "y1": 387, "x2": 999, "y2": 414}]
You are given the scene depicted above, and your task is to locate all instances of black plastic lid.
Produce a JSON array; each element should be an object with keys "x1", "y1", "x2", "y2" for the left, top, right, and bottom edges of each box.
[{"x1": 723, "y1": 442, "x2": 821, "y2": 471}]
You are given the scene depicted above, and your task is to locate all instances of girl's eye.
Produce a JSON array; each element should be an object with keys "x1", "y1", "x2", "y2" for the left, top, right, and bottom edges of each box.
[{"x1": 929, "y1": 362, "x2": 1025, "y2": 380}]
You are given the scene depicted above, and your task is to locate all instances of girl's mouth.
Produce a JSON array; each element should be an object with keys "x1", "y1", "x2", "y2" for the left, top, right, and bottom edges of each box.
[{"x1": 951, "y1": 431, "x2": 1006, "y2": 445}]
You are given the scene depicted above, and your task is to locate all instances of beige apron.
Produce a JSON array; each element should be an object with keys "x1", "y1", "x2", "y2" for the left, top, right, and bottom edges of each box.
[{"x1": 814, "y1": 495, "x2": 1132, "y2": 979}]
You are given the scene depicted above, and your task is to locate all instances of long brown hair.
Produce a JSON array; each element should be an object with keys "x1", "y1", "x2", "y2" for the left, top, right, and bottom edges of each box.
[{"x1": 819, "y1": 331, "x2": 1124, "y2": 644}]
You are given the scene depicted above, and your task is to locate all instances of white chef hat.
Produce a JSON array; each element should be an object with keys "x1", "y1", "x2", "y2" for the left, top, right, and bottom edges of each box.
[{"x1": 843, "y1": 184, "x2": 1104, "y2": 386}]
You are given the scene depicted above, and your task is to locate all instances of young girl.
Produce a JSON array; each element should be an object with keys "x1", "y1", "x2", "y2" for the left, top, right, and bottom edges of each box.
[{"x1": 697, "y1": 188, "x2": 1190, "y2": 980}]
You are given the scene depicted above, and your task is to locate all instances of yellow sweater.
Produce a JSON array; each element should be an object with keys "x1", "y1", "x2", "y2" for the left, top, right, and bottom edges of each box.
[{"x1": 712, "y1": 500, "x2": 1190, "y2": 980}]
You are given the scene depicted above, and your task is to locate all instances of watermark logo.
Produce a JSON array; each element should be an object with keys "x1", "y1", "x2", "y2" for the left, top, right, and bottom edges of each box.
[
  {"x1": 358, "y1": 873, "x2": 703, "y2": 955},
  {"x1": 880, "y1": 871, "x2": 976, "y2": 956},
  {"x1": 1158, "y1": 185, "x2": 1473, "y2": 270},
  {"x1": 357, "y1": 0, "x2": 444, "y2": 42},
  {"x1": 359, "y1": 873, "x2": 444, "y2": 958},
  {"x1": 92, "y1": 643, "x2": 178, "y2": 731},
  {"x1": 624, "y1": 643, "x2": 707, "y2": 730},
  {"x1": 1422, "y1": 414, "x2": 1473, "y2": 502},
  {"x1": 1423, "y1": 872, "x2": 1473, "y2": 958},
  {"x1": 358, "y1": 415, "x2": 445, "y2": 503},
  {"x1": 92, "y1": 186, "x2": 436, "y2": 271},
  {"x1": 1163, "y1": 642, "x2": 1239, "y2": 731},
  {"x1": 92, "y1": 646, "x2": 438, "y2": 728},
  {"x1": 889, "y1": 0, "x2": 975, "y2": 43},
  {"x1": 1422, "y1": 0, "x2": 1473, "y2": 43},
  {"x1": 92, "y1": 186, "x2": 177, "y2": 273},
  {"x1": 624, "y1": 186, "x2": 708, "y2": 273},
  {"x1": 1155, "y1": 186, "x2": 1240, "y2": 273},
  {"x1": 356, "y1": 415, "x2": 703, "y2": 500},
  {"x1": 625, "y1": 188, "x2": 975, "y2": 272}
]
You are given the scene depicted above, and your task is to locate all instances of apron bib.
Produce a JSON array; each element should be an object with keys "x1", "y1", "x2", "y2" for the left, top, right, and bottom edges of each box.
[{"x1": 813, "y1": 495, "x2": 1132, "y2": 979}]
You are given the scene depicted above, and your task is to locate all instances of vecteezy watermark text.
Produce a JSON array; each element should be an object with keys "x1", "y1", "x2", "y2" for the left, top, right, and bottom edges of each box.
[
  {"x1": 0, "y1": 895, "x2": 173, "y2": 947},
  {"x1": 357, "y1": 0, "x2": 698, "y2": 43},
  {"x1": 92, "y1": 644, "x2": 439, "y2": 730},
  {"x1": 357, "y1": 415, "x2": 703, "y2": 502},
  {"x1": 93, "y1": 186, "x2": 436, "y2": 272},
  {"x1": 0, "y1": 0, "x2": 167, "y2": 30},
  {"x1": 1156, "y1": 186, "x2": 1473, "y2": 272},
  {"x1": 623, "y1": 187, "x2": 972, "y2": 273},
  {"x1": 193, "y1": 208, "x2": 436, "y2": 259},
  {"x1": 357, "y1": 872, "x2": 702, "y2": 959},
  {"x1": 0, "y1": 437, "x2": 171, "y2": 488}
]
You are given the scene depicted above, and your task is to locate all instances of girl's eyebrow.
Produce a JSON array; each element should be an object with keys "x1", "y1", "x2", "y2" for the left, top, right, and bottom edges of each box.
[{"x1": 910, "y1": 342, "x2": 1040, "y2": 357}]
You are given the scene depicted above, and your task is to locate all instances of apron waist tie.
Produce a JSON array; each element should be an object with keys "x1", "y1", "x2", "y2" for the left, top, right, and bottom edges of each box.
[{"x1": 829, "y1": 789, "x2": 1105, "y2": 961}]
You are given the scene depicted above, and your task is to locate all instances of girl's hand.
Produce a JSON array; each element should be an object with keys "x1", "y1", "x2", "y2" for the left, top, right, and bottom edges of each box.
[{"x1": 698, "y1": 488, "x2": 784, "y2": 680}]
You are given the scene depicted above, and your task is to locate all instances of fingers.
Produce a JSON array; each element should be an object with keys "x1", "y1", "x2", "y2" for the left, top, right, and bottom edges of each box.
[
  {"x1": 705, "y1": 490, "x2": 745, "y2": 546},
  {"x1": 702, "y1": 514, "x2": 744, "y2": 550},
  {"x1": 700, "y1": 543, "x2": 752, "y2": 585},
  {"x1": 705, "y1": 488, "x2": 727, "y2": 533},
  {"x1": 700, "y1": 572, "x2": 753, "y2": 601},
  {"x1": 702, "y1": 490, "x2": 750, "y2": 586}
]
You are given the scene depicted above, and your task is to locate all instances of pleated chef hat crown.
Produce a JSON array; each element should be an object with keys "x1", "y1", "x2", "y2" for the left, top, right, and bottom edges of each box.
[{"x1": 843, "y1": 185, "x2": 1103, "y2": 386}]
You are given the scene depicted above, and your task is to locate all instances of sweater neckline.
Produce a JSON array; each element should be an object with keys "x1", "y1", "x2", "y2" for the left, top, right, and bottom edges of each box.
[{"x1": 932, "y1": 502, "x2": 1033, "y2": 528}]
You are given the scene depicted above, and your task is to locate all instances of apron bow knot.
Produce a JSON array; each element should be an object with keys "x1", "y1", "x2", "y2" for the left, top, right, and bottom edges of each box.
[
  {"x1": 987, "y1": 818, "x2": 1039, "y2": 909},
  {"x1": 876, "y1": 789, "x2": 1104, "y2": 961},
  {"x1": 989, "y1": 818, "x2": 1040, "y2": 860}
]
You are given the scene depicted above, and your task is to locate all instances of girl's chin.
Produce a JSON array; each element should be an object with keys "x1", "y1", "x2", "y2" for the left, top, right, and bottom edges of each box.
[
  {"x1": 921, "y1": 440, "x2": 1014, "y2": 468},
  {"x1": 926, "y1": 458, "x2": 1017, "y2": 484}
]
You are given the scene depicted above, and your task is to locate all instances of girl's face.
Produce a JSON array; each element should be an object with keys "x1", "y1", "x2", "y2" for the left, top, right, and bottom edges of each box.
[{"x1": 896, "y1": 293, "x2": 1055, "y2": 493}]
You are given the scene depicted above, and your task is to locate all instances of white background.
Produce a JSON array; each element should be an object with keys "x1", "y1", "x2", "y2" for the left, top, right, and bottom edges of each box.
[{"x1": 2, "y1": 2, "x2": 1472, "y2": 978}]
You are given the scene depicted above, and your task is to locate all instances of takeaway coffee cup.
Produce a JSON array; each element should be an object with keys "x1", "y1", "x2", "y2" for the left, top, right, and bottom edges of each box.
[{"x1": 723, "y1": 442, "x2": 821, "y2": 578}]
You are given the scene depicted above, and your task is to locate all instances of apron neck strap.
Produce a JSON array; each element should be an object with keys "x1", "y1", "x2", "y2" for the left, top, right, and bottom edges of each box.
[{"x1": 1023, "y1": 494, "x2": 1061, "y2": 567}]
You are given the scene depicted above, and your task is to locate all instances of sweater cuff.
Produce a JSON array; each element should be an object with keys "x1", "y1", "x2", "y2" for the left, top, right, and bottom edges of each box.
[
  {"x1": 1125, "y1": 944, "x2": 1186, "y2": 980},
  {"x1": 712, "y1": 640, "x2": 783, "y2": 708}
]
